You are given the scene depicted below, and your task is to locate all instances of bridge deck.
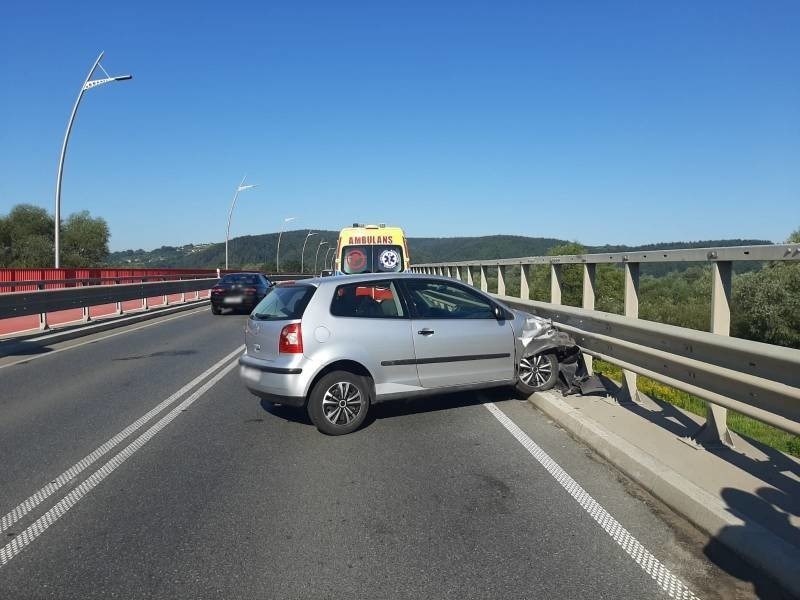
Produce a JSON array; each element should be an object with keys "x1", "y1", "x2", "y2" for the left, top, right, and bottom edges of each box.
[{"x1": 0, "y1": 309, "x2": 788, "y2": 598}]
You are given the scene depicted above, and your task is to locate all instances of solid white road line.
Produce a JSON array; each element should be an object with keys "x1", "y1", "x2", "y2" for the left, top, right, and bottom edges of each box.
[
  {"x1": 484, "y1": 402, "x2": 699, "y2": 600},
  {"x1": 0, "y1": 306, "x2": 209, "y2": 371},
  {"x1": 0, "y1": 358, "x2": 240, "y2": 568},
  {"x1": 0, "y1": 345, "x2": 244, "y2": 535}
]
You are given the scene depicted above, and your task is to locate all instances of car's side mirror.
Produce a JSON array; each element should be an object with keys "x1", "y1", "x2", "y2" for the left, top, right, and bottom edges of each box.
[{"x1": 493, "y1": 305, "x2": 505, "y2": 320}]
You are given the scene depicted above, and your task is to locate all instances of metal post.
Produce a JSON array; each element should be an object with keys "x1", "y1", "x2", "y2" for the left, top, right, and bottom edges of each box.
[
  {"x1": 314, "y1": 241, "x2": 327, "y2": 275},
  {"x1": 497, "y1": 265, "x2": 506, "y2": 296},
  {"x1": 39, "y1": 312, "x2": 49, "y2": 331},
  {"x1": 54, "y1": 52, "x2": 131, "y2": 268},
  {"x1": 467, "y1": 265, "x2": 474, "y2": 287},
  {"x1": 582, "y1": 264, "x2": 596, "y2": 373},
  {"x1": 276, "y1": 217, "x2": 296, "y2": 273},
  {"x1": 621, "y1": 262, "x2": 640, "y2": 403},
  {"x1": 225, "y1": 175, "x2": 258, "y2": 270},
  {"x1": 480, "y1": 266, "x2": 488, "y2": 292},
  {"x1": 520, "y1": 264, "x2": 530, "y2": 300},
  {"x1": 301, "y1": 231, "x2": 317, "y2": 274},
  {"x1": 550, "y1": 264, "x2": 562, "y2": 305},
  {"x1": 692, "y1": 261, "x2": 734, "y2": 447}
]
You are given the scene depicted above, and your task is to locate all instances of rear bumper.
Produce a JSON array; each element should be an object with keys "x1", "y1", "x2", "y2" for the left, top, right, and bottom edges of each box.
[{"x1": 238, "y1": 354, "x2": 309, "y2": 406}]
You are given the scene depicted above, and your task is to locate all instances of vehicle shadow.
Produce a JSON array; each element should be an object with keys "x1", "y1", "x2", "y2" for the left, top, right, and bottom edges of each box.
[
  {"x1": 0, "y1": 339, "x2": 54, "y2": 358},
  {"x1": 259, "y1": 386, "x2": 512, "y2": 429}
]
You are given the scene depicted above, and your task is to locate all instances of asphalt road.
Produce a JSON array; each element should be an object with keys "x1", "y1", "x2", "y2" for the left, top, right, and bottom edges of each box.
[{"x1": 0, "y1": 308, "x2": 786, "y2": 599}]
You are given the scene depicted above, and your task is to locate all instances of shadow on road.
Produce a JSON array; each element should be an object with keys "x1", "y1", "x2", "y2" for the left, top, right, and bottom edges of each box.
[
  {"x1": 260, "y1": 386, "x2": 514, "y2": 429},
  {"x1": 0, "y1": 339, "x2": 54, "y2": 358}
]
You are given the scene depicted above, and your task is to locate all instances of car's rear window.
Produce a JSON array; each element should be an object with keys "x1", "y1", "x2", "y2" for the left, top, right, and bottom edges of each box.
[
  {"x1": 251, "y1": 285, "x2": 315, "y2": 320},
  {"x1": 221, "y1": 274, "x2": 261, "y2": 285}
]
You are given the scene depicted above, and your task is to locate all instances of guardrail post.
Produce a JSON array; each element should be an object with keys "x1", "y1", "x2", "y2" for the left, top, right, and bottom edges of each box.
[
  {"x1": 115, "y1": 301, "x2": 123, "y2": 315},
  {"x1": 582, "y1": 264, "x2": 596, "y2": 373},
  {"x1": 38, "y1": 311, "x2": 49, "y2": 331},
  {"x1": 142, "y1": 295, "x2": 149, "y2": 311},
  {"x1": 81, "y1": 282, "x2": 91, "y2": 322},
  {"x1": 520, "y1": 264, "x2": 530, "y2": 300},
  {"x1": 453, "y1": 266, "x2": 461, "y2": 281},
  {"x1": 621, "y1": 262, "x2": 640, "y2": 403},
  {"x1": 497, "y1": 265, "x2": 506, "y2": 296},
  {"x1": 550, "y1": 264, "x2": 562, "y2": 305},
  {"x1": 445, "y1": 266, "x2": 452, "y2": 278},
  {"x1": 479, "y1": 266, "x2": 488, "y2": 292},
  {"x1": 466, "y1": 265, "x2": 474, "y2": 287},
  {"x1": 691, "y1": 261, "x2": 734, "y2": 448}
]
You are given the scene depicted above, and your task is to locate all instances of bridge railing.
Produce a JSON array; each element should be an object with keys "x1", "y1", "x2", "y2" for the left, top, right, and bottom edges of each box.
[
  {"x1": 411, "y1": 243, "x2": 800, "y2": 446},
  {"x1": 0, "y1": 276, "x2": 219, "y2": 333}
]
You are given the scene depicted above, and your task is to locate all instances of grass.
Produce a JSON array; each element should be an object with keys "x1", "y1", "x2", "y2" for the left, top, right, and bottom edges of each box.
[{"x1": 592, "y1": 359, "x2": 800, "y2": 459}]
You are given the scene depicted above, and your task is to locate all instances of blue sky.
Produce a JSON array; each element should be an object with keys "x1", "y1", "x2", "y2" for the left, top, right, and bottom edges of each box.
[{"x1": 1, "y1": 1, "x2": 798, "y2": 251}]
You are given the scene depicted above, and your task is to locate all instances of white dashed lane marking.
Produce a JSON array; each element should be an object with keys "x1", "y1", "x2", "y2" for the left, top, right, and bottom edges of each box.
[{"x1": 485, "y1": 402, "x2": 700, "y2": 600}]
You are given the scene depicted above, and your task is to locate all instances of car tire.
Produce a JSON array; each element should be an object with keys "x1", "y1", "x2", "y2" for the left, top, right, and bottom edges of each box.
[
  {"x1": 515, "y1": 352, "x2": 559, "y2": 395},
  {"x1": 307, "y1": 370, "x2": 371, "y2": 435},
  {"x1": 211, "y1": 304, "x2": 221, "y2": 315}
]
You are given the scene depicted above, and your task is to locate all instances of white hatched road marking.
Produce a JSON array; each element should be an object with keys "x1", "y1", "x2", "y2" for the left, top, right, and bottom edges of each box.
[
  {"x1": 0, "y1": 345, "x2": 244, "y2": 536},
  {"x1": 0, "y1": 306, "x2": 209, "y2": 371},
  {"x1": 484, "y1": 402, "x2": 700, "y2": 600},
  {"x1": 0, "y1": 358, "x2": 239, "y2": 568}
]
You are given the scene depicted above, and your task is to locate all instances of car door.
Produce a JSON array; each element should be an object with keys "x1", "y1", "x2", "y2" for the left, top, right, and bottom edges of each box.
[{"x1": 400, "y1": 279, "x2": 516, "y2": 389}]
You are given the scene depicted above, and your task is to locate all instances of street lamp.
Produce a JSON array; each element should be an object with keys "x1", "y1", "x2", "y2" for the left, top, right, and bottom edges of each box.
[
  {"x1": 300, "y1": 230, "x2": 317, "y2": 274},
  {"x1": 313, "y1": 240, "x2": 328, "y2": 275},
  {"x1": 225, "y1": 175, "x2": 258, "y2": 270},
  {"x1": 325, "y1": 247, "x2": 336, "y2": 271},
  {"x1": 54, "y1": 51, "x2": 132, "y2": 268},
  {"x1": 276, "y1": 217, "x2": 296, "y2": 273}
]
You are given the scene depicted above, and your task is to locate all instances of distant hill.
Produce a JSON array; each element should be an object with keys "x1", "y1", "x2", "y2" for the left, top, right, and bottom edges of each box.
[{"x1": 106, "y1": 232, "x2": 774, "y2": 274}]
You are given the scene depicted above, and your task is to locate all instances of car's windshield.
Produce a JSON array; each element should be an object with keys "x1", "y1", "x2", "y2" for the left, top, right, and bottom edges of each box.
[
  {"x1": 341, "y1": 245, "x2": 404, "y2": 274},
  {"x1": 251, "y1": 285, "x2": 315, "y2": 320}
]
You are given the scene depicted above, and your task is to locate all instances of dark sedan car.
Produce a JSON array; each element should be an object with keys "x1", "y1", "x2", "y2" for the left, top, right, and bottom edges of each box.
[{"x1": 210, "y1": 273, "x2": 273, "y2": 314}]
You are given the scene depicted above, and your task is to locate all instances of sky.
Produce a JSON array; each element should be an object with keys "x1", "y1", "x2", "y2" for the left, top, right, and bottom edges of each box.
[{"x1": 1, "y1": 1, "x2": 798, "y2": 251}]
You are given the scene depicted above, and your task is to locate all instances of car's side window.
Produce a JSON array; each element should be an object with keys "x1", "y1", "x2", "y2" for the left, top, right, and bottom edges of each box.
[
  {"x1": 404, "y1": 280, "x2": 495, "y2": 319},
  {"x1": 330, "y1": 282, "x2": 406, "y2": 318}
]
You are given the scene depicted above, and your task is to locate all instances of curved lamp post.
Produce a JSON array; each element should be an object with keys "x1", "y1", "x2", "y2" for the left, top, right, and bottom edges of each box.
[
  {"x1": 313, "y1": 240, "x2": 328, "y2": 275},
  {"x1": 325, "y1": 247, "x2": 336, "y2": 270},
  {"x1": 55, "y1": 51, "x2": 132, "y2": 268},
  {"x1": 225, "y1": 175, "x2": 258, "y2": 270},
  {"x1": 300, "y1": 230, "x2": 317, "y2": 274},
  {"x1": 275, "y1": 217, "x2": 296, "y2": 273}
]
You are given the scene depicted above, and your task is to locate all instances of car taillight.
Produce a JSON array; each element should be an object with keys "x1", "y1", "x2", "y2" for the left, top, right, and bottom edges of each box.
[
  {"x1": 279, "y1": 323, "x2": 303, "y2": 354},
  {"x1": 211, "y1": 287, "x2": 225, "y2": 294},
  {"x1": 244, "y1": 287, "x2": 257, "y2": 294}
]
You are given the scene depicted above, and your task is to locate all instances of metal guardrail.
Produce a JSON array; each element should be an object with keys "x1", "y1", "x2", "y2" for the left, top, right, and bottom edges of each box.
[
  {"x1": 0, "y1": 278, "x2": 217, "y2": 331},
  {"x1": 0, "y1": 274, "x2": 216, "y2": 292},
  {"x1": 411, "y1": 243, "x2": 800, "y2": 446}
]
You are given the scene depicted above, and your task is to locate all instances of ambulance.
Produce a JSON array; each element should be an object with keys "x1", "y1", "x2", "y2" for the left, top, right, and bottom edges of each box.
[{"x1": 334, "y1": 224, "x2": 410, "y2": 275}]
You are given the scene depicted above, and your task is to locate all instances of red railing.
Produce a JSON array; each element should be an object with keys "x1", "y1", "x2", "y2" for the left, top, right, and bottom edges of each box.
[{"x1": 0, "y1": 268, "x2": 223, "y2": 293}]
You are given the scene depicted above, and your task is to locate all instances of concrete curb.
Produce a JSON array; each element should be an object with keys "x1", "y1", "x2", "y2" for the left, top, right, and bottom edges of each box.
[
  {"x1": 529, "y1": 390, "x2": 800, "y2": 597},
  {"x1": 0, "y1": 300, "x2": 209, "y2": 355}
]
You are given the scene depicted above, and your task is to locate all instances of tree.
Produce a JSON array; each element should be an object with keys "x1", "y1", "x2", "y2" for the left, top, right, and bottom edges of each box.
[
  {"x1": 61, "y1": 211, "x2": 110, "y2": 267},
  {"x1": 0, "y1": 204, "x2": 54, "y2": 267},
  {"x1": 0, "y1": 204, "x2": 110, "y2": 268},
  {"x1": 731, "y1": 226, "x2": 800, "y2": 348}
]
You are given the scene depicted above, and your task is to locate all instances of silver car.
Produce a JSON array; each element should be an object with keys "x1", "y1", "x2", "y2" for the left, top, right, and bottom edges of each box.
[{"x1": 238, "y1": 273, "x2": 575, "y2": 435}]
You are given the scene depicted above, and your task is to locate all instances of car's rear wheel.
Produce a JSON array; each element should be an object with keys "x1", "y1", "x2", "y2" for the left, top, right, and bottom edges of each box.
[
  {"x1": 308, "y1": 371, "x2": 370, "y2": 435},
  {"x1": 211, "y1": 304, "x2": 221, "y2": 315},
  {"x1": 515, "y1": 352, "x2": 558, "y2": 395}
]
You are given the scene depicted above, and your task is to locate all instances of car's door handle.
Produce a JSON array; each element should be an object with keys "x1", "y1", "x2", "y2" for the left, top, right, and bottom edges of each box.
[{"x1": 417, "y1": 328, "x2": 435, "y2": 336}]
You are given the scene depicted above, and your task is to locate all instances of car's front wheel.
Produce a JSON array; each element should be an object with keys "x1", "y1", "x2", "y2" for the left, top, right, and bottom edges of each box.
[
  {"x1": 307, "y1": 371, "x2": 371, "y2": 435},
  {"x1": 515, "y1": 352, "x2": 559, "y2": 395}
]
